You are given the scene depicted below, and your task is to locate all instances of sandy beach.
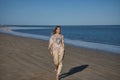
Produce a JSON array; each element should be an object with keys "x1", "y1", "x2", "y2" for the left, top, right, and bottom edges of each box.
[{"x1": 0, "y1": 33, "x2": 120, "y2": 80}]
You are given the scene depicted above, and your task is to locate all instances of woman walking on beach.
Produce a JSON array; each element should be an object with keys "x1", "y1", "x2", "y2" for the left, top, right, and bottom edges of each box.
[{"x1": 48, "y1": 26, "x2": 65, "y2": 80}]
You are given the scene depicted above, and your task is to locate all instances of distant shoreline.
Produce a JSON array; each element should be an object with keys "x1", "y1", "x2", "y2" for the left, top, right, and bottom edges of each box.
[
  {"x1": 0, "y1": 26, "x2": 12, "y2": 32},
  {"x1": 1, "y1": 25, "x2": 120, "y2": 27}
]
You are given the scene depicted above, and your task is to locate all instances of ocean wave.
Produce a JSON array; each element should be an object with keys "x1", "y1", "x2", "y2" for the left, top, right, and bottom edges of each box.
[
  {"x1": 65, "y1": 38, "x2": 120, "y2": 54},
  {"x1": 6, "y1": 26, "x2": 54, "y2": 30},
  {"x1": 0, "y1": 30, "x2": 120, "y2": 54}
]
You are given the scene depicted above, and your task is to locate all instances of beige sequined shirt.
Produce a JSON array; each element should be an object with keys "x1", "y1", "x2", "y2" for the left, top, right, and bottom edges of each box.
[{"x1": 49, "y1": 34, "x2": 64, "y2": 51}]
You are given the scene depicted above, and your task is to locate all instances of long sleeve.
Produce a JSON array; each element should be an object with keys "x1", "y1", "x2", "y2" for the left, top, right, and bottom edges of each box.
[
  {"x1": 62, "y1": 35, "x2": 64, "y2": 48},
  {"x1": 48, "y1": 35, "x2": 53, "y2": 49}
]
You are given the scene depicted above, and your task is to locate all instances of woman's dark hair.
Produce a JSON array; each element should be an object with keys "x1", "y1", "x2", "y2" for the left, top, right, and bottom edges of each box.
[{"x1": 52, "y1": 25, "x2": 61, "y2": 34}]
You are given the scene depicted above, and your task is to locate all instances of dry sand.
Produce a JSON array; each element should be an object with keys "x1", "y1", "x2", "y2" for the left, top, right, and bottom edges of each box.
[{"x1": 0, "y1": 33, "x2": 120, "y2": 80}]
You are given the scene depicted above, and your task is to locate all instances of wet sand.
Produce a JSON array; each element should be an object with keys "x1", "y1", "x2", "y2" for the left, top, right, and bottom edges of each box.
[{"x1": 0, "y1": 33, "x2": 120, "y2": 80}]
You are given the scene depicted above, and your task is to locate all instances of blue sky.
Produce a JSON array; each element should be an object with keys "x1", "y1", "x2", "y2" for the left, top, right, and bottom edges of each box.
[{"x1": 0, "y1": 0, "x2": 120, "y2": 25}]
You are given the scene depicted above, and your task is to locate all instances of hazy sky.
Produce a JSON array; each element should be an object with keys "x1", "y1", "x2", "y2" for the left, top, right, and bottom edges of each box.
[{"x1": 0, "y1": 0, "x2": 120, "y2": 25}]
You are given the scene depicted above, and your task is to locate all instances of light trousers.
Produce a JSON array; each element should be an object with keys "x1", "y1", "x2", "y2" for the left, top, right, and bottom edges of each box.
[{"x1": 52, "y1": 47, "x2": 64, "y2": 75}]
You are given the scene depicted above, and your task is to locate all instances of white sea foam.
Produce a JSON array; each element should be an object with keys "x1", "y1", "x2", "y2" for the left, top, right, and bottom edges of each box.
[
  {"x1": 7, "y1": 27, "x2": 53, "y2": 30},
  {"x1": 0, "y1": 30, "x2": 49, "y2": 40},
  {"x1": 0, "y1": 28, "x2": 120, "y2": 54},
  {"x1": 65, "y1": 39, "x2": 120, "y2": 54}
]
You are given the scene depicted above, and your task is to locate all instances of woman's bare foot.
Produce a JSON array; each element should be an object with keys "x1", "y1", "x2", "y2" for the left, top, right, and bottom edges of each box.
[{"x1": 56, "y1": 74, "x2": 59, "y2": 80}]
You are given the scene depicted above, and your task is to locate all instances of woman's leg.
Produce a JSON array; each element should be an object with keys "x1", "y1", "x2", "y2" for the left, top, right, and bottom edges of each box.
[
  {"x1": 57, "y1": 47, "x2": 64, "y2": 76},
  {"x1": 53, "y1": 50, "x2": 59, "y2": 71},
  {"x1": 57, "y1": 61, "x2": 63, "y2": 76},
  {"x1": 53, "y1": 48, "x2": 64, "y2": 80},
  {"x1": 53, "y1": 50, "x2": 59, "y2": 80}
]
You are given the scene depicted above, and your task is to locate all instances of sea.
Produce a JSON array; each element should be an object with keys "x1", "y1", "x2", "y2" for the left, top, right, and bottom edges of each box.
[{"x1": 0, "y1": 25, "x2": 120, "y2": 54}]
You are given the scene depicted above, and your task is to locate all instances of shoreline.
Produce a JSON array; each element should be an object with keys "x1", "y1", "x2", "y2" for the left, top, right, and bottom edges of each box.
[
  {"x1": 1, "y1": 26, "x2": 120, "y2": 54},
  {"x1": 0, "y1": 31, "x2": 120, "y2": 54},
  {"x1": 0, "y1": 33, "x2": 120, "y2": 80}
]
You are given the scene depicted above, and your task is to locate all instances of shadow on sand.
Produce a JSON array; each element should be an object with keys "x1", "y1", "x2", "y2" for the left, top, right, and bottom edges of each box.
[{"x1": 59, "y1": 64, "x2": 89, "y2": 80}]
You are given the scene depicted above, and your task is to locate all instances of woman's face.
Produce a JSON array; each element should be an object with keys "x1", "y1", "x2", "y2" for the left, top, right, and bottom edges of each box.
[{"x1": 56, "y1": 27, "x2": 60, "y2": 34}]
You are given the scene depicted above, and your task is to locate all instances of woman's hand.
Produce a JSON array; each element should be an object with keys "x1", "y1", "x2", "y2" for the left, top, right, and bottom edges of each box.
[{"x1": 48, "y1": 46, "x2": 53, "y2": 56}]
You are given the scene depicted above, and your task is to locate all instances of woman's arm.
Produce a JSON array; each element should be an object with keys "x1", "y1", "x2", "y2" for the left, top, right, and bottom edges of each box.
[
  {"x1": 62, "y1": 35, "x2": 66, "y2": 55},
  {"x1": 48, "y1": 43, "x2": 53, "y2": 50},
  {"x1": 48, "y1": 36, "x2": 53, "y2": 49},
  {"x1": 62, "y1": 35, "x2": 65, "y2": 48},
  {"x1": 48, "y1": 36, "x2": 53, "y2": 56}
]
